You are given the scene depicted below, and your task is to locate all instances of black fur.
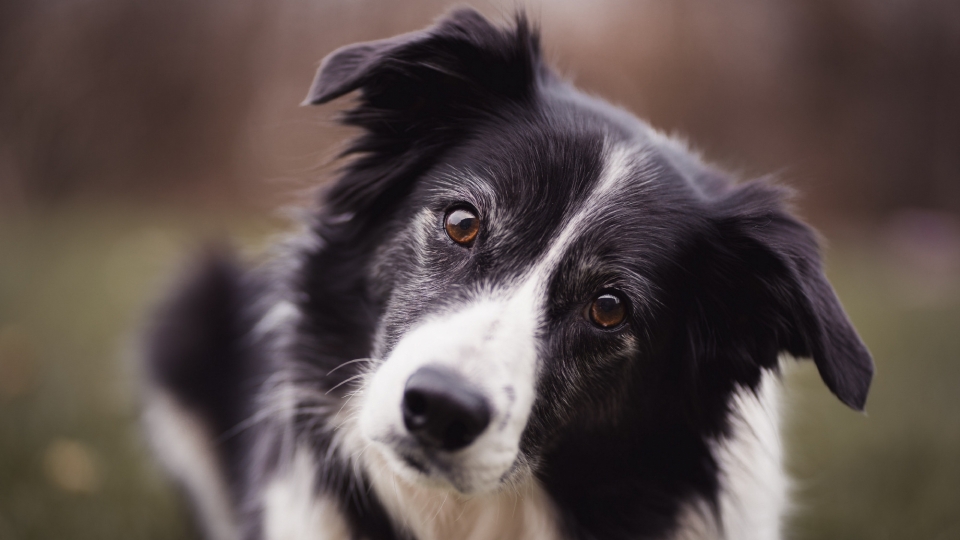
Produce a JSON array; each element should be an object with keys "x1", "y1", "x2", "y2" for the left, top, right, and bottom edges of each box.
[
  {"x1": 143, "y1": 9, "x2": 873, "y2": 540},
  {"x1": 145, "y1": 246, "x2": 259, "y2": 491}
]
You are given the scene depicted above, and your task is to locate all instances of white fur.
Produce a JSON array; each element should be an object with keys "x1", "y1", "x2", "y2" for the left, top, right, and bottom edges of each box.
[
  {"x1": 143, "y1": 390, "x2": 239, "y2": 540},
  {"x1": 262, "y1": 446, "x2": 352, "y2": 540},
  {"x1": 672, "y1": 369, "x2": 787, "y2": 540}
]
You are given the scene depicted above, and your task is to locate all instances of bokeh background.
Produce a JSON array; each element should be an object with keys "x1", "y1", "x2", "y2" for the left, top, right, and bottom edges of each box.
[{"x1": 1, "y1": 0, "x2": 959, "y2": 538}]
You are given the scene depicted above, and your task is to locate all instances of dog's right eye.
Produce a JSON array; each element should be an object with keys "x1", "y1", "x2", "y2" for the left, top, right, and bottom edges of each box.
[
  {"x1": 444, "y1": 207, "x2": 480, "y2": 246},
  {"x1": 586, "y1": 292, "x2": 628, "y2": 329}
]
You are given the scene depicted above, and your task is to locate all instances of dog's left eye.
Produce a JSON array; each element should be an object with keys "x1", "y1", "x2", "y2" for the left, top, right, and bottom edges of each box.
[{"x1": 445, "y1": 207, "x2": 480, "y2": 246}]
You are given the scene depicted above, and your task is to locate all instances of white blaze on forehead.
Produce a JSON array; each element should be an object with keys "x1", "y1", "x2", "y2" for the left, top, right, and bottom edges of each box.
[
  {"x1": 507, "y1": 142, "x2": 645, "y2": 323},
  {"x1": 537, "y1": 143, "x2": 641, "y2": 278}
]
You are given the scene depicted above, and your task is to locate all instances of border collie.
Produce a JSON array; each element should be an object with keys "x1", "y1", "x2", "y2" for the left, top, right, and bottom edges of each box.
[{"x1": 141, "y1": 9, "x2": 874, "y2": 540}]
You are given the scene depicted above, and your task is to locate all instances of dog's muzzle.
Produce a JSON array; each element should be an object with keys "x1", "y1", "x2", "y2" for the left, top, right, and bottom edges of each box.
[{"x1": 359, "y1": 297, "x2": 539, "y2": 493}]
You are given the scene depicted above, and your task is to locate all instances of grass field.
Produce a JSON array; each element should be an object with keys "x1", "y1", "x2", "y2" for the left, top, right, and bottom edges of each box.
[{"x1": 1, "y1": 206, "x2": 958, "y2": 539}]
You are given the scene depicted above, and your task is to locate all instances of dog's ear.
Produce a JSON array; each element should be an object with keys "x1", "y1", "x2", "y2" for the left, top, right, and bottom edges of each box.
[
  {"x1": 304, "y1": 8, "x2": 540, "y2": 107},
  {"x1": 303, "y1": 9, "x2": 544, "y2": 224},
  {"x1": 690, "y1": 181, "x2": 874, "y2": 410}
]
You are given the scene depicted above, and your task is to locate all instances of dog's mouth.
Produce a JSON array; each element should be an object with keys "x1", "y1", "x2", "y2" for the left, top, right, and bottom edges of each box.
[
  {"x1": 384, "y1": 437, "x2": 441, "y2": 478},
  {"x1": 370, "y1": 435, "x2": 523, "y2": 495},
  {"x1": 398, "y1": 449, "x2": 429, "y2": 474}
]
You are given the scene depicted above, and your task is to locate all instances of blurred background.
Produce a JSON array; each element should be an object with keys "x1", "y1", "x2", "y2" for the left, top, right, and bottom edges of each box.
[{"x1": 0, "y1": 0, "x2": 958, "y2": 538}]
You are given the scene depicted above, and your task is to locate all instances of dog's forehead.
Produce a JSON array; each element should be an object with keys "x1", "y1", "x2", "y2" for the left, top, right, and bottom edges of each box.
[
  {"x1": 419, "y1": 118, "x2": 698, "y2": 263},
  {"x1": 427, "y1": 121, "x2": 605, "y2": 204}
]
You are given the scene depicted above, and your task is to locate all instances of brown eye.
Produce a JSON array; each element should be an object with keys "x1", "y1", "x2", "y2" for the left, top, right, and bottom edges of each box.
[
  {"x1": 588, "y1": 292, "x2": 627, "y2": 329},
  {"x1": 445, "y1": 207, "x2": 480, "y2": 246}
]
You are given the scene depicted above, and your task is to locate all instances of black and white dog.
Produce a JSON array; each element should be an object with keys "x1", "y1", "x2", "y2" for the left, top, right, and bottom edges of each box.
[{"x1": 142, "y1": 9, "x2": 874, "y2": 540}]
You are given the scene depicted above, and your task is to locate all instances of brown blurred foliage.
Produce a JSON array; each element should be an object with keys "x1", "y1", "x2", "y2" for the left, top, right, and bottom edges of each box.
[{"x1": 1, "y1": 0, "x2": 958, "y2": 223}]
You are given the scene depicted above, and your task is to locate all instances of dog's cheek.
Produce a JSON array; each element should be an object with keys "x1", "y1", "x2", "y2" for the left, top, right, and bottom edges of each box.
[
  {"x1": 357, "y1": 357, "x2": 411, "y2": 444},
  {"x1": 532, "y1": 334, "x2": 639, "y2": 442}
]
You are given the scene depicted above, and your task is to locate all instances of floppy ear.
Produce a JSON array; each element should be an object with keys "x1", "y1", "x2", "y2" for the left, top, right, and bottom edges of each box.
[
  {"x1": 692, "y1": 181, "x2": 874, "y2": 410},
  {"x1": 303, "y1": 8, "x2": 540, "y2": 107},
  {"x1": 303, "y1": 8, "x2": 544, "y2": 225},
  {"x1": 303, "y1": 31, "x2": 423, "y2": 107}
]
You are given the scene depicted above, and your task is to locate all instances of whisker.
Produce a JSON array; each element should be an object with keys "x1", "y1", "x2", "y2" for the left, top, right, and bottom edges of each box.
[
  {"x1": 325, "y1": 373, "x2": 365, "y2": 395},
  {"x1": 430, "y1": 492, "x2": 449, "y2": 524},
  {"x1": 326, "y1": 357, "x2": 372, "y2": 377}
]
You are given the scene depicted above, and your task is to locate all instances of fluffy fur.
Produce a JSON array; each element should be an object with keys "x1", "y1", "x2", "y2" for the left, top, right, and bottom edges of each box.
[{"x1": 141, "y1": 9, "x2": 873, "y2": 540}]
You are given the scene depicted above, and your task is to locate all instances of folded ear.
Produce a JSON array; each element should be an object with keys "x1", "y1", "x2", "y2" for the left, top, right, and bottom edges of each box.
[
  {"x1": 304, "y1": 8, "x2": 541, "y2": 107},
  {"x1": 700, "y1": 181, "x2": 874, "y2": 410},
  {"x1": 303, "y1": 31, "x2": 422, "y2": 107},
  {"x1": 302, "y1": 8, "x2": 544, "y2": 230}
]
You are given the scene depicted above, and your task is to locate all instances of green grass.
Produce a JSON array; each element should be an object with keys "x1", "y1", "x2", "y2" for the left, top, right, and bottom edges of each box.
[
  {"x1": 785, "y1": 249, "x2": 960, "y2": 539},
  {"x1": 0, "y1": 206, "x2": 279, "y2": 540},
  {"x1": 0, "y1": 206, "x2": 958, "y2": 539}
]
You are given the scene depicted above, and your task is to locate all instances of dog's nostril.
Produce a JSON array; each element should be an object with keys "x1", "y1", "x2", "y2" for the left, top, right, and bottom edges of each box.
[
  {"x1": 402, "y1": 366, "x2": 491, "y2": 452},
  {"x1": 404, "y1": 390, "x2": 428, "y2": 416}
]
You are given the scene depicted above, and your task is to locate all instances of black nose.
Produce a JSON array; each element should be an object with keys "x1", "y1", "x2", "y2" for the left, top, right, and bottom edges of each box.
[{"x1": 402, "y1": 366, "x2": 491, "y2": 451}]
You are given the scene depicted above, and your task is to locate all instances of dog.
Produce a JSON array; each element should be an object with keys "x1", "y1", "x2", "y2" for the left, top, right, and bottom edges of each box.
[{"x1": 141, "y1": 9, "x2": 874, "y2": 540}]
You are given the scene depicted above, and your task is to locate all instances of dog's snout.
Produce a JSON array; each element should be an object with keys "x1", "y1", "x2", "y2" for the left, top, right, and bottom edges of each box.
[{"x1": 402, "y1": 366, "x2": 491, "y2": 451}]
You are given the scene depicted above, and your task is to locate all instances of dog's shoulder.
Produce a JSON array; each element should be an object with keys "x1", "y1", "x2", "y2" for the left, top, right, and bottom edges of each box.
[{"x1": 140, "y1": 245, "x2": 267, "y2": 539}]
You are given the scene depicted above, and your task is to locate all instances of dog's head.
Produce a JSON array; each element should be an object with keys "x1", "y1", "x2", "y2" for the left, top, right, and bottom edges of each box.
[{"x1": 300, "y1": 9, "x2": 873, "y2": 495}]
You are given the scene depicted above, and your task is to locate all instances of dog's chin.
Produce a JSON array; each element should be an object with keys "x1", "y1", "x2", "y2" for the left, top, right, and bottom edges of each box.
[{"x1": 367, "y1": 441, "x2": 517, "y2": 496}]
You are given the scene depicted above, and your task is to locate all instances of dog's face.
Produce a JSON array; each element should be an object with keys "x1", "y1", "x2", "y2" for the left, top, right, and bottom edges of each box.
[
  {"x1": 301, "y1": 10, "x2": 873, "y2": 496},
  {"x1": 360, "y1": 124, "x2": 649, "y2": 493}
]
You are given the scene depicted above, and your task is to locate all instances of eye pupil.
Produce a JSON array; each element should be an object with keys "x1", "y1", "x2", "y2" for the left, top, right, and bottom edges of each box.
[
  {"x1": 597, "y1": 296, "x2": 617, "y2": 312},
  {"x1": 588, "y1": 293, "x2": 627, "y2": 328},
  {"x1": 445, "y1": 208, "x2": 480, "y2": 246}
]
